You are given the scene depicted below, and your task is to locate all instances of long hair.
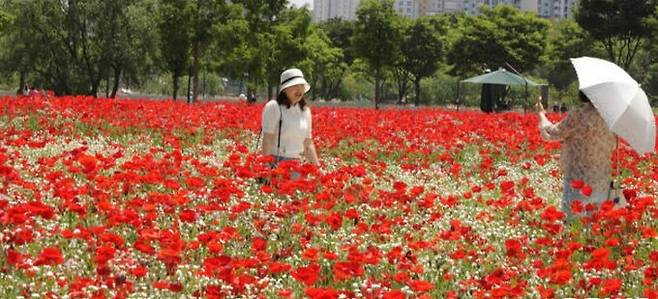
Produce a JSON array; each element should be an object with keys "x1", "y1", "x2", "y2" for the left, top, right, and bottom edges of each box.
[
  {"x1": 276, "y1": 91, "x2": 307, "y2": 110},
  {"x1": 578, "y1": 91, "x2": 591, "y2": 103}
]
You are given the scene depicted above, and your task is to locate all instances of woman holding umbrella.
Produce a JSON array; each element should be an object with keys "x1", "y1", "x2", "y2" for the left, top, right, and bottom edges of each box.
[
  {"x1": 536, "y1": 92, "x2": 616, "y2": 219},
  {"x1": 536, "y1": 57, "x2": 656, "y2": 220}
]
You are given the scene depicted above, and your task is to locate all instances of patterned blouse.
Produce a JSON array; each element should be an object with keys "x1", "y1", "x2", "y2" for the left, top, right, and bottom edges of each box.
[{"x1": 539, "y1": 103, "x2": 617, "y2": 193}]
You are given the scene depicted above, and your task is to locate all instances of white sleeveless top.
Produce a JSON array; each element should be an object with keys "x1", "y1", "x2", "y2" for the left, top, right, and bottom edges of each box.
[{"x1": 261, "y1": 100, "x2": 312, "y2": 159}]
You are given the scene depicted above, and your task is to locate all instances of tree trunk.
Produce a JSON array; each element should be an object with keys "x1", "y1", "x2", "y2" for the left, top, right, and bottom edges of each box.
[
  {"x1": 192, "y1": 41, "x2": 200, "y2": 103},
  {"x1": 172, "y1": 74, "x2": 179, "y2": 100},
  {"x1": 396, "y1": 80, "x2": 405, "y2": 103},
  {"x1": 105, "y1": 72, "x2": 110, "y2": 98},
  {"x1": 330, "y1": 79, "x2": 342, "y2": 99},
  {"x1": 90, "y1": 77, "x2": 101, "y2": 98},
  {"x1": 374, "y1": 77, "x2": 380, "y2": 110},
  {"x1": 110, "y1": 66, "x2": 121, "y2": 98},
  {"x1": 202, "y1": 70, "x2": 207, "y2": 99},
  {"x1": 186, "y1": 68, "x2": 192, "y2": 104},
  {"x1": 414, "y1": 77, "x2": 421, "y2": 106},
  {"x1": 19, "y1": 72, "x2": 26, "y2": 94}
]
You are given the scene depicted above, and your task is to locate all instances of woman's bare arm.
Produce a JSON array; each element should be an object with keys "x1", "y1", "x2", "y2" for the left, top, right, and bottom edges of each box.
[{"x1": 303, "y1": 138, "x2": 319, "y2": 165}]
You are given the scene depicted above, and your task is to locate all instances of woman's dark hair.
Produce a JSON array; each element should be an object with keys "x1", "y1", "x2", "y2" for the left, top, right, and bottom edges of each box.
[
  {"x1": 276, "y1": 90, "x2": 307, "y2": 110},
  {"x1": 578, "y1": 91, "x2": 591, "y2": 103}
]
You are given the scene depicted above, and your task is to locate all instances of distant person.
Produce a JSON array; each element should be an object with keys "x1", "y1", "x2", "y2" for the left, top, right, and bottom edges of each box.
[
  {"x1": 16, "y1": 84, "x2": 29, "y2": 97},
  {"x1": 560, "y1": 103, "x2": 568, "y2": 112},
  {"x1": 28, "y1": 86, "x2": 41, "y2": 97},
  {"x1": 248, "y1": 92, "x2": 257, "y2": 104},
  {"x1": 239, "y1": 93, "x2": 247, "y2": 102}
]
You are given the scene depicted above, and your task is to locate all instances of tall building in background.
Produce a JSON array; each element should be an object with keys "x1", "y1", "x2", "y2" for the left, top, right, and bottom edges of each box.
[
  {"x1": 313, "y1": 0, "x2": 361, "y2": 21},
  {"x1": 394, "y1": 0, "x2": 419, "y2": 18},
  {"x1": 418, "y1": 0, "x2": 464, "y2": 16},
  {"x1": 463, "y1": 0, "x2": 538, "y2": 15},
  {"x1": 538, "y1": 0, "x2": 578, "y2": 18},
  {"x1": 519, "y1": 0, "x2": 538, "y2": 12},
  {"x1": 312, "y1": 0, "x2": 577, "y2": 22}
]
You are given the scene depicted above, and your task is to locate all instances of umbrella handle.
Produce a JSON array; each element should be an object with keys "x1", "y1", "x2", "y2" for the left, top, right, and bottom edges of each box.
[{"x1": 613, "y1": 136, "x2": 620, "y2": 188}]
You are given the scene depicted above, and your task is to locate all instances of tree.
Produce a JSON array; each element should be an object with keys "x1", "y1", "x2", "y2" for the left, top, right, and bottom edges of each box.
[
  {"x1": 3, "y1": 1, "x2": 65, "y2": 94},
  {"x1": 318, "y1": 18, "x2": 355, "y2": 99},
  {"x1": 265, "y1": 7, "x2": 313, "y2": 98},
  {"x1": 543, "y1": 19, "x2": 601, "y2": 102},
  {"x1": 352, "y1": 0, "x2": 402, "y2": 108},
  {"x1": 300, "y1": 26, "x2": 346, "y2": 101},
  {"x1": 1, "y1": 0, "x2": 135, "y2": 96},
  {"x1": 95, "y1": 0, "x2": 158, "y2": 98},
  {"x1": 401, "y1": 17, "x2": 444, "y2": 105},
  {"x1": 208, "y1": 5, "x2": 248, "y2": 90},
  {"x1": 641, "y1": 6, "x2": 658, "y2": 104},
  {"x1": 447, "y1": 5, "x2": 549, "y2": 77},
  {"x1": 230, "y1": 0, "x2": 289, "y2": 100},
  {"x1": 116, "y1": 1, "x2": 159, "y2": 97},
  {"x1": 392, "y1": 18, "x2": 411, "y2": 103},
  {"x1": 575, "y1": 0, "x2": 657, "y2": 70},
  {"x1": 158, "y1": 0, "x2": 192, "y2": 100},
  {"x1": 187, "y1": 0, "x2": 238, "y2": 103}
]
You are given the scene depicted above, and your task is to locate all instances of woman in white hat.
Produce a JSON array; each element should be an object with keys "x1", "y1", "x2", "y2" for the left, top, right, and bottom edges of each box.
[{"x1": 261, "y1": 68, "x2": 319, "y2": 167}]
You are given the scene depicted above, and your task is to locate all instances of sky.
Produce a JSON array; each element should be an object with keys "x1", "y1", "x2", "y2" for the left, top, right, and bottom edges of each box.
[{"x1": 289, "y1": 0, "x2": 313, "y2": 9}]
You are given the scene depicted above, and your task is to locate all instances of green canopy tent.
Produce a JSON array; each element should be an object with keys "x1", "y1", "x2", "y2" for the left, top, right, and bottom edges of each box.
[{"x1": 458, "y1": 68, "x2": 544, "y2": 112}]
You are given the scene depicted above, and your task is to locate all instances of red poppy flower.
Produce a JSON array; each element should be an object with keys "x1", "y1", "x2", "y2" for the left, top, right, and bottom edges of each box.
[
  {"x1": 179, "y1": 209, "x2": 197, "y2": 223},
  {"x1": 570, "y1": 179, "x2": 584, "y2": 189},
  {"x1": 382, "y1": 290, "x2": 405, "y2": 299},
  {"x1": 251, "y1": 237, "x2": 267, "y2": 252},
  {"x1": 332, "y1": 261, "x2": 364, "y2": 281},
  {"x1": 35, "y1": 247, "x2": 64, "y2": 266},
  {"x1": 131, "y1": 265, "x2": 148, "y2": 278},
  {"x1": 505, "y1": 239, "x2": 525, "y2": 260},
  {"x1": 305, "y1": 287, "x2": 340, "y2": 299},
  {"x1": 540, "y1": 206, "x2": 565, "y2": 222},
  {"x1": 409, "y1": 279, "x2": 434, "y2": 292},
  {"x1": 581, "y1": 184, "x2": 593, "y2": 197},
  {"x1": 291, "y1": 263, "x2": 321, "y2": 286}
]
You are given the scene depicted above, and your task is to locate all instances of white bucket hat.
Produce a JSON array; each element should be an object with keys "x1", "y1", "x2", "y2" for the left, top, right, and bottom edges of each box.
[{"x1": 279, "y1": 68, "x2": 311, "y2": 94}]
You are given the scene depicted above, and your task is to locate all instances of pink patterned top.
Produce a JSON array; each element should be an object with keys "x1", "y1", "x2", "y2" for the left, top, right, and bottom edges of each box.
[{"x1": 539, "y1": 103, "x2": 617, "y2": 193}]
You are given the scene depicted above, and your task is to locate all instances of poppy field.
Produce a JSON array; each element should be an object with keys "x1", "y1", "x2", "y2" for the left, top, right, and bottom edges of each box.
[{"x1": 1, "y1": 96, "x2": 657, "y2": 299}]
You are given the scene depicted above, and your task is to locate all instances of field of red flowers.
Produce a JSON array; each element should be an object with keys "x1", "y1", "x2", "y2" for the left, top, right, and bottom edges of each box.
[{"x1": 1, "y1": 95, "x2": 657, "y2": 298}]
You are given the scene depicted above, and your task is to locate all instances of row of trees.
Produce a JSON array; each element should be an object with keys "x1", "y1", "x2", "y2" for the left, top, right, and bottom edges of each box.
[{"x1": 0, "y1": 0, "x2": 657, "y2": 106}]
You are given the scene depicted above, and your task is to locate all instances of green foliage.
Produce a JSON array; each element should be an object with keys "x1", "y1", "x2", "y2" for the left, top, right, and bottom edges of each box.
[
  {"x1": 299, "y1": 26, "x2": 347, "y2": 101},
  {"x1": 186, "y1": 0, "x2": 237, "y2": 102},
  {"x1": 225, "y1": 0, "x2": 289, "y2": 98},
  {"x1": 0, "y1": 1, "x2": 655, "y2": 105},
  {"x1": 340, "y1": 70, "x2": 373, "y2": 101},
  {"x1": 0, "y1": 9, "x2": 13, "y2": 31},
  {"x1": 420, "y1": 72, "x2": 460, "y2": 105},
  {"x1": 319, "y1": 18, "x2": 356, "y2": 65},
  {"x1": 266, "y1": 7, "x2": 314, "y2": 96},
  {"x1": 209, "y1": 5, "x2": 248, "y2": 79},
  {"x1": 315, "y1": 18, "x2": 355, "y2": 100},
  {"x1": 0, "y1": 0, "x2": 157, "y2": 96},
  {"x1": 642, "y1": 58, "x2": 658, "y2": 105},
  {"x1": 447, "y1": 5, "x2": 550, "y2": 77},
  {"x1": 541, "y1": 19, "x2": 601, "y2": 97},
  {"x1": 352, "y1": 0, "x2": 403, "y2": 107},
  {"x1": 158, "y1": 0, "x2": 193, "y2": 99},
  {"x1": 103, "y1": 0, "x2": 159, "y2": 97},
  {"x1": 574, "y1": 0, "x2": 658, "y2": 69},
  {"x1": 401, "y1": 16, "x2": 445, "y2": 105}
]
